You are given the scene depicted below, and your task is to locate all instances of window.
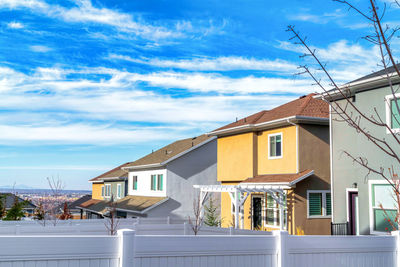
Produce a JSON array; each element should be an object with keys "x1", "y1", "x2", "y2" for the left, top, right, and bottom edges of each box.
[
  {"x1": 385, "y1": 94, "x2": 400, "y2": 132},
  {"x1": 157, "y1": 174, "x2": 163, "y2": 190},
  {"x1": 132, "y1": 176, "x2": 138, "y2": 190},
  {"x1": 117, "y1": 184, "x2": 121, "y2": 198},
  {"x1": 105, "y1": 184, "x2": 111, "y2": 197},
  {"x1": 150, "y1": 174, "x2": 164, "y2": 191},
  {"x1": 371, "y1": 183, "x2": 397, "y2": 232},
  {"x1": 151, "y1": 175, "x2": 157, "y2": 191},
  {"x1": 307, "y1": 191, "x2": 331, "y2": 218},
  {"x1": 269, "y1": 133, "x2": 282, "y2": 158},
  {"x1": 101, "y1": 186, "x2": 105, "y2": 197},
  {"x1": 265, "y1": 192, "x2": 287, "y2": 228}
]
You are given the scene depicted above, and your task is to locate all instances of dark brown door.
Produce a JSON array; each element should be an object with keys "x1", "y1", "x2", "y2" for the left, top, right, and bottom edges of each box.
[
  {"x1": 253, "y1": 197, "x2": 262, "y2": 229},
  {"x1": 348, "y1": 191, "x2": 358, "y2": 235}
]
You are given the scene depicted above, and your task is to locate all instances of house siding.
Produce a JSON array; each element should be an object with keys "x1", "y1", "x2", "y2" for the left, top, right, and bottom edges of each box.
[
  {"x1": 331, "y1": 85, "x2": 398, "y2": 235},
  {"x1": 92, "y1": 183, "x2": 104, "y2": 200},
  {"x1": 296, "y1": 124, "x2": 331, "y2": 235}
]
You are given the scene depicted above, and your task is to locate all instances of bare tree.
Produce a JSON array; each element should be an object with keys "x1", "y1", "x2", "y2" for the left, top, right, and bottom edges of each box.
[
  {"x1": 188, "y1": 194, "x2": 204, "y2": 235},
  {"x1": 104, "y1": 195, "x2": 120, "y2": 235},
  {"x1": 287, "y1": 0, "x2": 400, "y2": 229},
  {"x1": 45, "y1": 176, "x2": 65, "y2": 226}
]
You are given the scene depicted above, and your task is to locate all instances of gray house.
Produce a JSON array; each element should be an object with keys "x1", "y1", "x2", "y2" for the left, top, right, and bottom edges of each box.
[
  {"x1": 80, "y1": 134, "x2": 218, "y2": 220},
  {"x1": 324, "y1": 65, "x2": 400, "y2": 235},
  {"x1": 122, "y1": 134, "x2": 218, "y2": 219}
]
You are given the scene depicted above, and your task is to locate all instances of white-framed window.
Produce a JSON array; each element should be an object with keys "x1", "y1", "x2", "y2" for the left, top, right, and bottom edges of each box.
[
  {"x1": 151, "y1": 174, "x2": 164, "y2": 191},
  {"x1": 307, "y1": 190, "x2": 331, "y2": 218},
  {"x1": 268, "y1": 133, "x2": 283, "y2": 159},
  {"x1": 385, "y1": 93, "x2": 400, "y2": 132},
  {"x1": 369, "y1": 181, "x2": 397, "y2": 233},
  {"x1": 117, "y1": 184, "x2": 122, "y2": 199},
  {"x1": 104, "y1": 184, "x2": 111, "y2": 198},
  {"x1": 264, "y1": 192, "x2": 287, "y2": 228},
  {"x1": 132, "y1": 176, "x2": 138, "y2": 190},
  {"x1": 101, "y1": 185, "x2": 105, "y2": 197}
]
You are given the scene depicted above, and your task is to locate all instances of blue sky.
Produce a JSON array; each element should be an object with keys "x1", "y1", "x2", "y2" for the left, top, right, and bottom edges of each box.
[{"x1": 0, "y1": 0, "x2": 398, "y2": 189}]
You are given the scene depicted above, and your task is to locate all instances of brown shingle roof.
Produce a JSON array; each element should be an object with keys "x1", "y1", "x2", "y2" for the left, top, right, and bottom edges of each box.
[
  {"x1": 114, "y1": 195, "x2": 168, "y2": 212},
  {"x1": 78, "y1": 199, "x2": 102, "y2": 209},
  {"x1": 124, "y1": 134, "x2": 212, "y2": 168},
  {"x1": 213, "y1": 94, "x2": 328, "y2": 132},
  {"x1": 241, "y1": 169, "x2": 314, "y2": 184},
  {"x1": 90, "y1": 162, "x2": 131, "y2": 182}
]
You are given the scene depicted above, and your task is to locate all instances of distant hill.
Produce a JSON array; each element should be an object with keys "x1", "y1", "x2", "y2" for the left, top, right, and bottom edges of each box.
[
  {"x1": 0, "y1": 187, "x2": 91, "y2": 194},
  {"x1": 0, "y1": 184, "x2": 36, "y2": 190}
]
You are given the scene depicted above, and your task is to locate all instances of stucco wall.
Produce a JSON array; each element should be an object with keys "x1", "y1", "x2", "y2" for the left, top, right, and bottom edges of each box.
[
  {"x1": 257, "y1": 125, "x2": 297, "y2": 174},
  {"x1": 217, "y1": 133, "x2": 255, "y2": 181},
  {"x1": 127, "y1": 168, "x2": 167, "y2": 197},
  {"x1": 92, "y1": 183, "x2": 103, "y2": 200},
  {"x1": 296, "y1": 124, "x2": 331, "y2": 235},
  {"x1": 154, "y1": 138, "x2": 218, "y2": 219},
  {"x1": 331, "y1": 86, "x2": 398, "y2": 235}
]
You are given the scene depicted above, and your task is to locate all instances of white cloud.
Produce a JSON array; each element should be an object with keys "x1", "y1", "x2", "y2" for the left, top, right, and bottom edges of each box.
[
  {"x1": 0, "y1": 0, "x2": 221, "y2": 40},
  {"x1": 7, "y1": 21, "x2": 24, "y2": 29},
  {"x1": 288, "y1": 9, "x2": 344, "y2": 24},
  {"x1": 277, "y1": 40, "x2": 381, "y2": 82},
  {"x1": 0, "y1": 65, "x2": 303, "y2": 144},
  {"x1": 30, "y1": 45, "x2": 52, "y2": 52},
  {"x1": 107, "y1": 54, "x2": 298, "y2": 72}
]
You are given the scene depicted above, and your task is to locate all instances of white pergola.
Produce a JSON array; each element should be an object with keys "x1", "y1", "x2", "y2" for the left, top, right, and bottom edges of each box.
[{"x1": 194, "y1": 184, "x2": 290, "y2": 230}]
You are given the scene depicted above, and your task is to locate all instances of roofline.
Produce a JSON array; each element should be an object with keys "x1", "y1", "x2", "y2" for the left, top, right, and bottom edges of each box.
[
  {"x1": 114, "y1": 207, "x2": 146, "y2": 216},
  {"x1": 122, "y1": 136, "x2": 217, "y2": 170},
  {"x1": 77, "y1": 206, "x2": 105, "y2": 215},
  {"x1": 209, "y1": 116, "x2": 328, "y2": 136},
  {"x1": 91, "y1": 176, "x2": 128, "y2": 183},
  {"x1": 240, "y1": 170, "x2": 314, "y2": 187},
  {"x1": 323, "y1": 71, "x2": 400, "y2": 101},
  {"x1": 140, "y1": 197, "x2": 170, "y2": 214}
]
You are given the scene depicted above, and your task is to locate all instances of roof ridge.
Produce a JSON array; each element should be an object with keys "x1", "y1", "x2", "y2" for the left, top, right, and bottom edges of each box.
[
  {"x1": 253, "y1": 110, "x2": 268, "y2": 124},
  {"x1": 297, "y1": 94, "x2": 313, "y2": 116}
]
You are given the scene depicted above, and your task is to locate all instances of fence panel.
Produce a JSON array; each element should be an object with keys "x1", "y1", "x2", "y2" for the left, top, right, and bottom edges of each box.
[
  {"x1": 285, "y1": 235, "x2": 397, "y2": 267},
  {"x1": 0, "y1": 235, "x2": 120, "y2": 267},
  {"x1": 133, "y1": 235, "x2": 278, "y2": 267}
]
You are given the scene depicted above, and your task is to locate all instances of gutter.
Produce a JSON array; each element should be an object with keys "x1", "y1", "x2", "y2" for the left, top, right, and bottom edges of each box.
[
  {"x1": 322, "y1": 71, "x2": 400, "y2": 101},
  {"x1": 208, "y1": 116, "x2": 328, "y2": 137}
]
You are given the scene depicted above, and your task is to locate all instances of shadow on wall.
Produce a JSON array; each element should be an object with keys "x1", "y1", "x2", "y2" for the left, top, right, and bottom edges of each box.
[
  {"x1": 167, "y1": 140, "x2": 217, "y2": 180},
  {"x1": 146, "y1": 198, "x2": 181, "y2": 218}
]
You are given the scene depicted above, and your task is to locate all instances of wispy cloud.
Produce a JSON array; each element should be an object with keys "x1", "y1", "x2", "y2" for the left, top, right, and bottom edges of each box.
[
  {"x1": 7, "y1": 21, "x2": 24, "y2": 29},
  {"x1": 30, "y1": 45, "x2": 52, "y2": 52},
  {"x1": 107, "y1": 54, "x2": 298, "y2": 72},
  {"x1": 0, "y1": 0, "x2": 223, "y2": 41},
  {"x1": 288, "y1": 9, "x2": 344, "y2": 24}
]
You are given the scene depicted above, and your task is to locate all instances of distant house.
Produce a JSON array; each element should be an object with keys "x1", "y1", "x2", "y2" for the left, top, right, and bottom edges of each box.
[
  {"x1": 323, "y1": 65, "x2": 400, "y2": 235},
  {"x1": 80, "y1": 134, "x2": 218, "y2": 220},
  {"x1": 64, "y1": 194, "x2": 92, "y2": 219},
  {"x1": 90, "y1": 163, "x2": 130, "y2": 201},
  {"x1": 0, "y1": 193, "x2": 36, "y2": 217}
]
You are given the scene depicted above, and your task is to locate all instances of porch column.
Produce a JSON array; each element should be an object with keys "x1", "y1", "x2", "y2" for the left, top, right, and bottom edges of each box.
[
  {"x1": 279, "y1": 192, "x2": 284, "y2": 230},
  {"x1": 234, "y1": 188, "x2": 239, "y2": 229}
]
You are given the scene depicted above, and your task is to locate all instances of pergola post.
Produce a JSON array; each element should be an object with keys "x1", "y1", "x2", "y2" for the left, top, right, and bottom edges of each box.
[
  {"x1": 234, "y1": 188, "x2": 239, "y2": 229},
  {"x1": 279, "y1": 193, "x2": 284, "y2": 230}
]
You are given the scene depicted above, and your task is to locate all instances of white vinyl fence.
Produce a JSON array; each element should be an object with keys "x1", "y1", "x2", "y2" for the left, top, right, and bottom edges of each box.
[
  {"x1": 0, "y1": 229, "x2": 398, "y2": 267},
  {"x1": 0, "y1": 217, "x2": 269, "y2": 236}
]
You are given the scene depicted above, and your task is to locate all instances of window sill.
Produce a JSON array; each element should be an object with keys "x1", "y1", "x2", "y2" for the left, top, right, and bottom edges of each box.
[
  {"x1": 268, "y1": 156, "x2": 283, "y2": 160},
  {"x1": 307, "y1": 215, "x2": 332, "y2": 219}
]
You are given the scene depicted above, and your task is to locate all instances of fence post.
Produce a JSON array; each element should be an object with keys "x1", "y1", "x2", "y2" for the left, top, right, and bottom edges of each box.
[
  {"x1": 183, "y1": 222, "x2": 188, "y2": 235},
  {"x1": 15, "y1": 225, "x2": 20, "y2": 235},
  {"x1": 167, "y1": 216, "x2": 170, "y2": 224},
  {"x1": 118, "y1": 229, "x2": 136, "y2": 267},
  {"x1": 273, "y1": 230, "x2": 288, "y2": 267},
  {"x1": 392, "y1": 231, "x2": 400, "y2": 267},
  {"x1": 229, "y1": 227, "x2": 233, "y2": 236}
]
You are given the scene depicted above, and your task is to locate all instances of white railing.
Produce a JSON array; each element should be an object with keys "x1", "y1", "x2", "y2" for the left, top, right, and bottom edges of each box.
[{"x1": 0, "y1": 228, "x2": 398, "y2": 267}]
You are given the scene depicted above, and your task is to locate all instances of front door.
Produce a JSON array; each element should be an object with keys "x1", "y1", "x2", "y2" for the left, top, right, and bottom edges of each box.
[
  {"x1": 252, "y1": 197, "x2": 262, "y2": 229},
  {"x1": 348, "y1": 191, "x2": 359, "y2": 235}
]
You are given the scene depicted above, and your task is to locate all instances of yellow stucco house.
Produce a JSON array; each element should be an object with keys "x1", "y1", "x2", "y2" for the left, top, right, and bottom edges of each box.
[{"x1": 197, "y1": 94, "x2": 331, "y2": 235}]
